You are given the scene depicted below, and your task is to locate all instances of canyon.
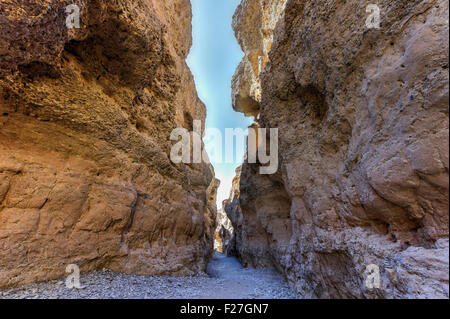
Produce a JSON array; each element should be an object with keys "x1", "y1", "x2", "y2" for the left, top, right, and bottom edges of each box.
[
  {"x1": 225, "y1": 0, "x2": 449, "y2": 298},
  {"x1": 0, "y1": 0, "x2": 448, "y2": 299}
]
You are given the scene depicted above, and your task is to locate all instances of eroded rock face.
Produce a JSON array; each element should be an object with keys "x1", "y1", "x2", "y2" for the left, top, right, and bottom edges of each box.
[
  {"x1": 0, "y1": 0, "x2": 217, "y2": 287},
  {"x1": 229, "y1": 0, "x2": 449, "y2": 298}
]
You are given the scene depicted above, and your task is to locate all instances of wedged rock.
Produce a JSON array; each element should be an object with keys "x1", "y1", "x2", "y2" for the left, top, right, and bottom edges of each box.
[
  {"x1": 214, "y1": 208, "x2": 233, "y2": 255},
  {"x1": 0, "y1": 0, "x2": 217, "y2": 287},
  {"x1": 229, "y1": 0, "x2": 449, "y2": 298}
]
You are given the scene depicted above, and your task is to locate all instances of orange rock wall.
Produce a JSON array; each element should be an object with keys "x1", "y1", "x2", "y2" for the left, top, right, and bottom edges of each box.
[{"x1": 0, "y1": 0, "x2": 217, "y2": 287}]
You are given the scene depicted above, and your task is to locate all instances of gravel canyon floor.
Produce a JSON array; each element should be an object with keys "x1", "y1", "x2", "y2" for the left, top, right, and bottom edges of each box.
[{"x1": 0, "y1": 253, "x2": 298, "y2": 299}]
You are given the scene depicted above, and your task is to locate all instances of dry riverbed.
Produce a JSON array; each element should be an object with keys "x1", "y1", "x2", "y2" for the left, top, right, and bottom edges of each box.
[{"x1": 0, "y1": 253, "x2": 298, "y2": 299}]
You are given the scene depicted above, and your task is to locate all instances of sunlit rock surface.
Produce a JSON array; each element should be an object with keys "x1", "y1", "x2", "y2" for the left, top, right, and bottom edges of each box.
[
  {"x1": 231, "y1": 0, "x2": 287, "y2": 116},
  {"x1": 0, "y1": 0, "x2": 217, "y2": 287},
  {"x1": 228, "y1": 0, "x2": 449, "y2": 298}
]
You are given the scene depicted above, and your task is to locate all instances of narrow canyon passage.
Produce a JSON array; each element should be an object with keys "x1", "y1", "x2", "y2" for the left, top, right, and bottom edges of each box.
[
  {"x1": 0, "y1": 0, "x2": 448, "y2": 300},
  {"x1": 0, "y1": 0, "x2": 300, "y2": 299}
]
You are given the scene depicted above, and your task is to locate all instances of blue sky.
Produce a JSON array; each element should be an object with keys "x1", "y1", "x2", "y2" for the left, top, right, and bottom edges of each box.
[{"x1": 187, "y1": 0, "x2": 252, "y2": 207}]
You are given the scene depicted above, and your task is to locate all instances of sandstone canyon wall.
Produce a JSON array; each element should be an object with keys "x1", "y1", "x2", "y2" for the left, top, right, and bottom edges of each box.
[
  {"x1": 0, "y1": 0, "x2": 217, "y2": 287},
  {"x1": 228, "y1": 0, "x2": 449, "y2": 298}
]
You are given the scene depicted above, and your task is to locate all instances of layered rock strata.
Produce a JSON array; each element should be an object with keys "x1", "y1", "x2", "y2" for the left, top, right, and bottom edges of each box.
[
  {"x1": 0, "y1": 0, "x2": 217, "y2": 287},
  {"x1": 229, "y1": 0, "x2": 449, "y2": 298}
]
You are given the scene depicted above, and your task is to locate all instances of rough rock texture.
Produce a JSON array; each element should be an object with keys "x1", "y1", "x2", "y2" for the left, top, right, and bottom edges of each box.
[
  {"x1": 0, "y1": 0, "x2": 217, "y2": 287},
  {"x1": 229, "y1": 0, "x2": 449, "y2": 298}
]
